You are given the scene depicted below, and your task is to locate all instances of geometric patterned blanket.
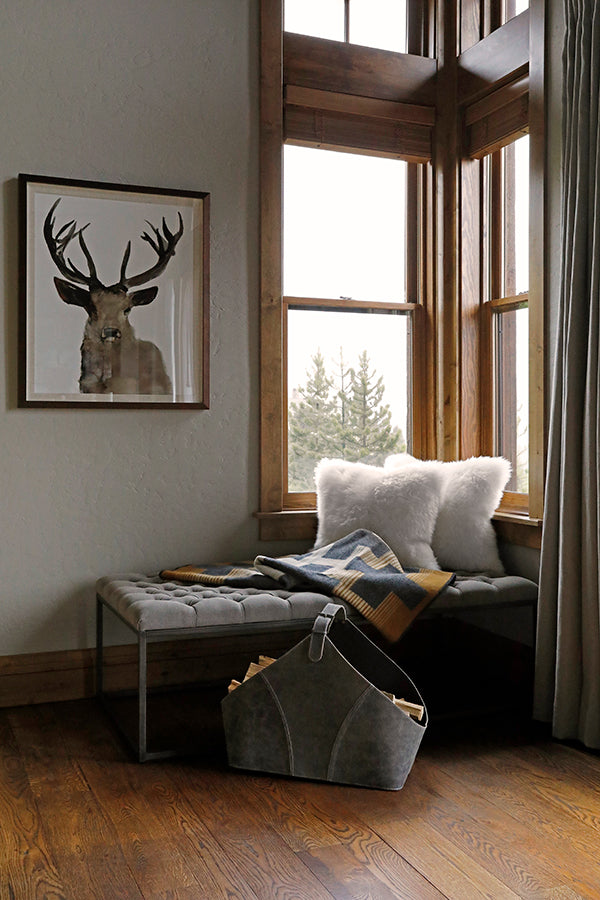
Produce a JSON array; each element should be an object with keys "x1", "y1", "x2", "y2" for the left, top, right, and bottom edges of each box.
[{"x1": 160, "y1": 529, "x2": 455, "y2": 642}]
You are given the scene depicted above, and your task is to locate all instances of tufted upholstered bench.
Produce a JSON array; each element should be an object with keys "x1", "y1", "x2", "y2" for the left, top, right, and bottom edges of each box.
[{"x1": 96, "y1": 571, "x2": 538, "y2": 761}]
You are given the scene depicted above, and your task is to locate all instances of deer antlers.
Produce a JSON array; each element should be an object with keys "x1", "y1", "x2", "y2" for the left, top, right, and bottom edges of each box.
[
  {"x1": 43, "y1": 198, "x2": 100, "y2": 287},
  {"x1": 119, "y1": 213, "x2": 184, "y2": 289},
  {"x1": 44, "y1": 199, "x2": 184, "y2": 290}
]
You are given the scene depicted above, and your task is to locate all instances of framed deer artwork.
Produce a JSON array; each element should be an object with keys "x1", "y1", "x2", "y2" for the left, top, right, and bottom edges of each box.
[{"x1": 18, "y1": 174, "x2": 210, "y2": 408}]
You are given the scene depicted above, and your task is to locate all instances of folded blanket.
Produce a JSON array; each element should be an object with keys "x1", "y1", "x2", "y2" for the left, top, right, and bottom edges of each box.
[{"x1": 160, "y1": 529, "x2": 454, "y2": 642}]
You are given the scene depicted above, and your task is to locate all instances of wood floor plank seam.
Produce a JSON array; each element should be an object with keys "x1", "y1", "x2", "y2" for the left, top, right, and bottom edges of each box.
[
  {"x1": 75, "y1": 756, "x2": 237, "y2": 899},
  {"x1": 158, "y1": 761, "x2": 338, "y2": 899},
  {"x1": 50, "y1": 699, "x2": 236, "y2": 900},
  {"x1": 361, "y1": 815, "x2": 519, "y2": 900},
  {"x1": 298, "y1": 838, "x2": 450, "y2": 900},
  {"x1": 209, "y1": 821, "x2": 340, "y2": 900}
]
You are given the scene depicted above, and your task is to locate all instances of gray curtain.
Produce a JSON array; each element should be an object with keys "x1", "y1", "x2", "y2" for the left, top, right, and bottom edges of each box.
[{"x1": 534, "y1": 0, "x2": 600, "y2": 747}]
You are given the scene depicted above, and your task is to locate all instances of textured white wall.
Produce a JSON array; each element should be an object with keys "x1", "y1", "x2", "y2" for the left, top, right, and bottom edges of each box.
[{"x1": 0, "y1": 0, "x2": 284, "y2": 655}]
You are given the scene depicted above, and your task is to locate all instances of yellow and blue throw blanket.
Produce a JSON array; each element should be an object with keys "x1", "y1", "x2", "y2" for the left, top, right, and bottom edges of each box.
[{"x1": 160, "y1": 529, "x2": 454, "y2": 643}]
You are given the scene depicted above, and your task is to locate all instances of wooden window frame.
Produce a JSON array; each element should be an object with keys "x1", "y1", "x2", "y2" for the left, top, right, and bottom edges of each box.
[
  {"x1": 458, "y1": 1, "x2": 544, "y2": 538},
  {"x1": 489, "y1": 294, "x2": 530, "y2": 510},
  {"x1": 483, "y1": 139, "x2": 530, "y2": 508},
  {"x1": 258, "y1": 0, "x2": 545, "y2": 547},
  {"x1": 258, "y1": 0, "x2": 435, "y2": 541}
]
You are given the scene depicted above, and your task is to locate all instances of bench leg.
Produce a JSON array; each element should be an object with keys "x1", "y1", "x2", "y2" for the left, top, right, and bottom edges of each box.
[
  {"x1": 96, "y1": 595, "x2": 149, "y2": 761},
  {"x1": 138, "y1": 632, "x2": 148, "y2": 762},
  {"x1": 96, "y1": 594, "x2": 104, "y2": 695}
]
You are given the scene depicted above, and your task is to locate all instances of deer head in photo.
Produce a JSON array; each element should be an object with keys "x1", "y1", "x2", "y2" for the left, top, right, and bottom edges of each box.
[{"x1": 44, "y1": 198, "x2": 183, "y2": 395}]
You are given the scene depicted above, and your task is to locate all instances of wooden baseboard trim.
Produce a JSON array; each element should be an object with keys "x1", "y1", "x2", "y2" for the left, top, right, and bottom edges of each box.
[
  {"x1": 0, "y1": 646, "x2": 98, "y2": 708},
  {"x1": 0, "y1": 629, "x2": 313, "y2": 709}
]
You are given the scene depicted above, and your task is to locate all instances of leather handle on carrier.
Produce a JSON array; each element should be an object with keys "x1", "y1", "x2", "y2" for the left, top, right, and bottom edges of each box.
[{"x1": 308, "y1": 603, "x2": 347, "y2": 662}]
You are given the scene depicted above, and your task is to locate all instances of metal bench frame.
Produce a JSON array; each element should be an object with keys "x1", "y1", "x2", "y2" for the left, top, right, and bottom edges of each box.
[
  {"x1": 96, "y1": 593, "x2": 343, "y2": 761},
  {"x1": 96, "y1": 589, "x2": 537, "y2": 762}
]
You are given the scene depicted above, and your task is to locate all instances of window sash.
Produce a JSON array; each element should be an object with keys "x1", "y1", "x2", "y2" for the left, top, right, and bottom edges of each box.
[
  {"x1": 483, "y1": 130, "x2": 530, "y2": 509},
  {"x1": 283, "y1": 298, "x2": 418, "y2": 504},
  {"x1": 492, "y1": 299, "x2": 529, "y2": 494}
]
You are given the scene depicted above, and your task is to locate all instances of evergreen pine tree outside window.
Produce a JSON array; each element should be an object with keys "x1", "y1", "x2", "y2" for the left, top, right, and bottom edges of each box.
[
  {"x1": 288, "y1": 349, "x2": 406, "y2": 492},
  {"x1": 344, "y1": 350, "x2": 404, "y2": 463},
  {"x1": 288, "y1": 351, "x2": 338, "y2": 490}
]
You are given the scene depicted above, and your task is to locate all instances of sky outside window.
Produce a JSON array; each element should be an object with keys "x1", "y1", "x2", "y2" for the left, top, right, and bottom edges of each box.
[
  {"x1": 504, "y1": 134, "x2": 529, "y2": 296},
  {"x1": 284, "y1": 0, "x2": 344, "y2": 41},
  {"x1": 283, "y1": 145, "x2": 407, "y2": 302},
  {"x1": 349, "y1": 0, "x2": 407, "y2": 52},
  {"x1": 284, "y1": 0, "x2": 407, "y2": 52}
]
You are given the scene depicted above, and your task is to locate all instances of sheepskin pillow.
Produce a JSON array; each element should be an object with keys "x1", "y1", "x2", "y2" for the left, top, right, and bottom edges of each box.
[
  {"x1": 314, "y1": 458, "x2": 443, "y2": 570},
  {"x1": 385, "y1": 454, "x2": 510, "y2": 575}
]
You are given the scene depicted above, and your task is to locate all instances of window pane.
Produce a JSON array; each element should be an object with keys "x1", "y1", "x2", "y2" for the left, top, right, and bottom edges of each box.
[
  {"x1": 288, "y1": 308, "x2": 410, "y2": 492},
  {"x1": 284, "y1": 0, "x2": 345, "y2": 41},
  {"x1": 284, "y1": 146, "x2": 407, "y2": 302},
  {"x1": 494, "y1": 306, "x2": 528, "y2": 493},
  {"x1": 503, "y1": 0, "x2": 529, "y2": 24},
  {"x1": 503, "y1": 134, "x2": 529, "y2": 296},
  {"x1": 349, "y1": 0, "x2": 407, "y2": 53}
]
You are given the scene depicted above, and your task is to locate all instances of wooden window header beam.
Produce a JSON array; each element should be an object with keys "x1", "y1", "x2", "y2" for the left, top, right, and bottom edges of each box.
[
  {"x1": 284, "y1": 297, "x2": 419, "y2": 312},
  {"x1": 464, "y1": 75, "x2": 528, "y2": 126},
  {"x1": 284, "y1": 32, "x2": 438, "y2": 105},
  {"x1": 458, "y1": 10, "x2": 529, "y2": 104},
  {"x1": 285, "y1": 86, "x2": 434, "y2": 162},
  {"x1": 464, "y1": 80, "x2": 529, "y2": 157},
  {"x1": 285, "y1": 87, "x2": 435, "y2": 126},
  {"x1": 285, "y1": 108, "x2": 432, "y2": 163}
]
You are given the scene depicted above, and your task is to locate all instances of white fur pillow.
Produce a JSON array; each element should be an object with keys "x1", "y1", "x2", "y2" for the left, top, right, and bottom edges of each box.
[
  {"x1": 385, "y1": 454, "x2": 510, "y2": 575},
  {"x1": 314, "y1": 458, "x2": 443, "y2": 570}
]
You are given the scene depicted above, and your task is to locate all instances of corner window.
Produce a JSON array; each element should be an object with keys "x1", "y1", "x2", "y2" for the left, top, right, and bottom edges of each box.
[{"x1": 259, "y1": 0, "x2": 544, "y2": 541}]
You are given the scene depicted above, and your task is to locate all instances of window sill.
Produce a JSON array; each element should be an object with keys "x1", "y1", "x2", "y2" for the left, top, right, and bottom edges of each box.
[
  {"x1": 255, "y1": 509, "x2": 317, "y2": 542},
  {"x1": 257, "y1": 507, "x2": 543, "y2": 549},
  {"x1": 493, "y1": 510, "x2": 542, "y2": 549}
]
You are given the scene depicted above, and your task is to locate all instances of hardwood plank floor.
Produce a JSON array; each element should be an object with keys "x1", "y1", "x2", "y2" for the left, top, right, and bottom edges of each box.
[{"x1": 1, "y1": 697, "x2": 600, "y2": 900}]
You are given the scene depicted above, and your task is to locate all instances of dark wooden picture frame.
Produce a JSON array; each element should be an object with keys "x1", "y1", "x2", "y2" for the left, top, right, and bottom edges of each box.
[{"x1": 18, "y1": 174, "x2": 210, "y2": 408}]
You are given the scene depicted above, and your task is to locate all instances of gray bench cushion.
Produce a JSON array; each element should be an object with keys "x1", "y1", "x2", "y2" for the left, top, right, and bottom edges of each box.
[
  {"x1": 96, "y1": 574, "x2": 349, "y2": 632},
  {"x1": 430, "y1": 574, "x2": 538, "y2": 611},
  {"x1": 96, "y1": 572, "x2": 537, "y2": 634}
]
